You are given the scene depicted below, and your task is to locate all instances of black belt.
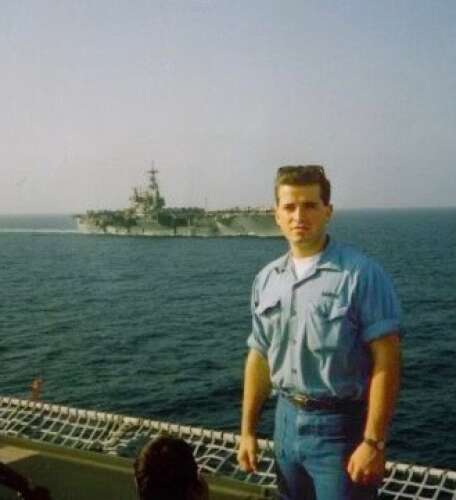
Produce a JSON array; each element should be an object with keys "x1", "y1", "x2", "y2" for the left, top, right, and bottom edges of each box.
[{"x1": 283, "y1": 393, "x2": 365, "y2": 413}]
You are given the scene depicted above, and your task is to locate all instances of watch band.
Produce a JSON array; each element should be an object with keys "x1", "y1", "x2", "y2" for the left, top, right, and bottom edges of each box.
[{"x1": 363, "y1": 437, "x2": 386, "y2": 451}]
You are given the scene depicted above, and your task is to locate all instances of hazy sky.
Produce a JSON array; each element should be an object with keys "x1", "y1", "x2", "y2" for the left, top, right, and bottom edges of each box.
[{"x1": 2, "y1": 0, "x2": 455, "y2": 213}]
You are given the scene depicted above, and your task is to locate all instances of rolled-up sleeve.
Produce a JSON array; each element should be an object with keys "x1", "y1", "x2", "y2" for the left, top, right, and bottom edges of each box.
[
  {"x1": 356, "y1": 261, "x2": 402, "y2": 343},
  {"x1": 246, "y1": 277, "x2": 269, "y2": 357}
]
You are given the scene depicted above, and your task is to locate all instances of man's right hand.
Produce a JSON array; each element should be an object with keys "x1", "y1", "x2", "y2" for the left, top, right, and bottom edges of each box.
[
  {"x1": 238, "y1": 349, "x2": 271, "y2": 474},
  {"x1": 237, "y1": 434, "x2": 258, "y2": 473}
]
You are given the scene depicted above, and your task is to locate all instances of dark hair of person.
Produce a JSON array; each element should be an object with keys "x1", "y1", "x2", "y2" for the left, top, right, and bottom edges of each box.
[
  {"x1": 0, "y1": 462, "x2": 51, "y2": 500},
  {"x1": 275, "y1": 165, "x2": 331, "y2": 205},
  {"x1": 134, "y1": 436, "x2": 200, "y2": 500}
]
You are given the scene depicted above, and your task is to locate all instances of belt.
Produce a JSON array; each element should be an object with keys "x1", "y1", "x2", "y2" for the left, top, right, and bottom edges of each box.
[{"x1": 284, "y1": 393, "x2": 365, "y2": 413}]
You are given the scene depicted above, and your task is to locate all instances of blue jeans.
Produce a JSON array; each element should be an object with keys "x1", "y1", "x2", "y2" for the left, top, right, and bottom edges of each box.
[{"x1": 274, "y1": 396, "x2": 377, "y2": 500}]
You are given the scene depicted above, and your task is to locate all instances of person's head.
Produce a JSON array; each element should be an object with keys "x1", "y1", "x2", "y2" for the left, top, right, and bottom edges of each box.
[
  {"x1": 274, "y1": 165, "x2": 331, "y2": 206},
  {"x1": 274, "y1": 165, "x2": 333, "y2": 256},
  {"x1": 134, "y1": 436, "x2": 208, "y2": 500}
]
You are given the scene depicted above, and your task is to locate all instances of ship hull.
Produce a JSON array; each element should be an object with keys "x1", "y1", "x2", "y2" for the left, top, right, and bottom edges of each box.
[{"x1": 76, "y1": 213, "x2": 281, "y2": 238}]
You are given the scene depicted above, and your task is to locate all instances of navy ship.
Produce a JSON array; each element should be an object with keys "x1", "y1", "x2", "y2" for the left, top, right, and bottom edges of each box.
[{"x1": 76, "y1": 168, "x2": 280, "y2": 237}]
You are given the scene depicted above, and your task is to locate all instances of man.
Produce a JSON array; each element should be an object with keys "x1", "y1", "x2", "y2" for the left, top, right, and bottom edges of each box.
[
  {"x1": 238, "y1": 165, "x2": 401, "y2": 500},
  {"x1": 134, "y1": 435, "x2": 209, "y2": 500}
]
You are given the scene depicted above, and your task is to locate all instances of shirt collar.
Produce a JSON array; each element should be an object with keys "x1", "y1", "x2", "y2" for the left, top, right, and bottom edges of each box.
[
  {"x1": 273, "y1": 236, "x2": 342, "y2": 274},
  {"x1": 316, "y1": 236, "x2": 342, "y2": 271}
]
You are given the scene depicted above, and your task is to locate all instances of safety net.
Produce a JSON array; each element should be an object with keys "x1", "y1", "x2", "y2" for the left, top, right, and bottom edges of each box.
[{"x1": 0, "y1": 396, "x2": 454, "y2": 499}]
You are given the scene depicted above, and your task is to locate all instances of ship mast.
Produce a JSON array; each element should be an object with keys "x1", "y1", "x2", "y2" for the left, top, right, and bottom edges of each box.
[
  {"x1": 145, "y1": 163, "x2": 165, "y2": 212},
  {"x1": 148, "y1": 167, "x2": 159, "y2": 193}
]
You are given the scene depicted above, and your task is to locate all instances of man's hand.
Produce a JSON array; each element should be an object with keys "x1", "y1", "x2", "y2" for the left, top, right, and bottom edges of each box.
[
  {"x1": 237, "y1": 434, "x2": 258, "y2": 473},
  {"x1": 348, "y1": 332, "x2": 400, "y2": 486},
  {"x1": 238, "y1": 350, "x2": 271, "y2": 474},
  {"x1": 347, "y1": 441, "x2": 385, "y2": 485}
]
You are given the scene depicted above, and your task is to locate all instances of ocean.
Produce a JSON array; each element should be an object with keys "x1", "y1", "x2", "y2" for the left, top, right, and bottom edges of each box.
[{"x1": 1, "y1": 209, "x2": 455, "y2": 469}]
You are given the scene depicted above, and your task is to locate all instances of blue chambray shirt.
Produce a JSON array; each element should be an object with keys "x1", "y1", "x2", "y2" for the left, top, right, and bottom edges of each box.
[{"x1": 247, "y1": 237, "x2": 401, "y2": 400}]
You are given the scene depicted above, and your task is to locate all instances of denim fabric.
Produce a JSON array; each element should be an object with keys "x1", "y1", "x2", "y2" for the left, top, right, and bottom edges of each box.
[
  {"x1": 247, "y1": 237, "x2": 401, "y2": 399},
  {"x1": 274, "y1": 396, "x2": 377, "y2": 500}
]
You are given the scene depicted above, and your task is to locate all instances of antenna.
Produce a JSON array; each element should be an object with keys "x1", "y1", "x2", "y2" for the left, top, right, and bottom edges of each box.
[{"x1": 147, "y1": 161, "x2": 159, "y2": 191}]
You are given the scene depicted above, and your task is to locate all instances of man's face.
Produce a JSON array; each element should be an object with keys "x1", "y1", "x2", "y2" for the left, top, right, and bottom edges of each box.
[{"x1": 275, "y1": 183, "x2": 332, "y2": 255}]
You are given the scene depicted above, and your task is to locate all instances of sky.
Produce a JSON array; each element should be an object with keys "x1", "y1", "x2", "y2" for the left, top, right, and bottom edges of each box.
[{"x1": 1, "y1": 0, "x2": 455, "y2": 213}]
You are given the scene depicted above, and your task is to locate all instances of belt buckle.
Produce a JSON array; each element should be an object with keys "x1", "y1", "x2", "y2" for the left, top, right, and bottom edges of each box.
[{"x1": 292, "y1": 394, "x2": 311, "y2": 408}]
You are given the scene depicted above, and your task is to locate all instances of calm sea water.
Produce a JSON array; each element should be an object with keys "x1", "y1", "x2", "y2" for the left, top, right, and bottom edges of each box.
[{"x1": 1, "y1": 210, "x2": 455, "y2": 469}]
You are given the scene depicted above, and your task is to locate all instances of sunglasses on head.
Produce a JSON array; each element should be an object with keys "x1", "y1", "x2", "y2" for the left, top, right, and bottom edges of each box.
[{"x1": 277, "y1": 165, "x2": 326, "y2": 176}]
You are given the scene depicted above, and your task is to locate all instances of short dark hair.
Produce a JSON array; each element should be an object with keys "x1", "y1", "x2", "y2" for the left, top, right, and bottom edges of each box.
[
  {"x1": 274, "y1": 165, "x2": 331, "y2": 205},
  {"x1": 134, "y1": 436, "x2": 199, "y2": 500}
]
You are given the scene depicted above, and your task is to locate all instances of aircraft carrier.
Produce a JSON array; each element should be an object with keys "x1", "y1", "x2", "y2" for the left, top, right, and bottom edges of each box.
[{"x1": 76, "y1": 168, "x2": 280, "y2": 237}]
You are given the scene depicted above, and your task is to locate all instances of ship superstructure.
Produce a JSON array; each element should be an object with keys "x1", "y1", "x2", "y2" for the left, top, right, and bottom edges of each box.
[{"x1": 130, "y1": 168, "x2": 165, "y2": 219}]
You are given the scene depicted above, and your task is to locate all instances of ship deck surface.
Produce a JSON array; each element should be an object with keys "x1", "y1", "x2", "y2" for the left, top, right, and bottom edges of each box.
[{"x1": 0, "y1": 434, "x2": 269, "y2": 499}]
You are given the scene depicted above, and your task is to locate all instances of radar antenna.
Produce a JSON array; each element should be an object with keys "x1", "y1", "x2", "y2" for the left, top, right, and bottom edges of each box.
[
  {"x1": 144, "y1": 161, "x2": 165, "y2": 212},
  {"x1": 147, "y1": 161, "x2": 159, "y2": 192}
]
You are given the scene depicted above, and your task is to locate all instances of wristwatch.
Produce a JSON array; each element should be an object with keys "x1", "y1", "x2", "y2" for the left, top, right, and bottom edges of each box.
[{"x1": 363, "y1": 437, "x2": 386, "y2": 451}]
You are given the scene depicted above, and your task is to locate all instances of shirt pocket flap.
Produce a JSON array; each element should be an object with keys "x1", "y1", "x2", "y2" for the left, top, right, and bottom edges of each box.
[
  {"x1": 327, "y1": 304, "x2": 349, "y2": 321},
  {"x1": 314, "y1": 300, "x2": 349, "y2": 321},
  {"x1": 256, "y1": 296, "x2": 281, "y2": 316}
]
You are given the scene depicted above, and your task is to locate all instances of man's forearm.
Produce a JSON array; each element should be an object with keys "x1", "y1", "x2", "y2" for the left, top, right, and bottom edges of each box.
[
  {"x1": 241, "y1": 349, "x2": 272, "y2": 436},
  {"x1": 364, "y1": 333, "x2": 401, "y2": 441}
]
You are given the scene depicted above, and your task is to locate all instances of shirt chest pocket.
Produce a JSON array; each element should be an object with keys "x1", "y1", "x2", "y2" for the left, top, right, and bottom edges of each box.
[
  {"x1": 306, "y1": 301, "x2": 352, "y2": 353},
  {"x1": 256, "y1": 296, "x2": 282, "y2": 348}
]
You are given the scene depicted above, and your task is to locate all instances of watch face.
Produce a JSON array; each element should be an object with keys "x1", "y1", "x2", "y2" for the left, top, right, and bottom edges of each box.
[{"x1": 364, "y1": 437, "x2": 385, "y2": 451}]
